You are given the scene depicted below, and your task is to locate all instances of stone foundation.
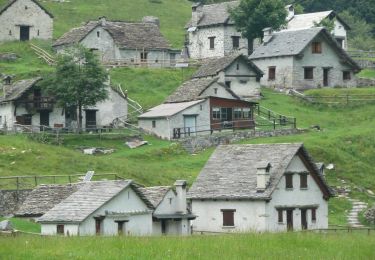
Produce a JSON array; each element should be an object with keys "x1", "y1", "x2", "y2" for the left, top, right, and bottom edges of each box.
[
  {"x1": 357, "y1": 77, "x2": 375, "y2": 87},
  {"x1": 0, "y1": 190, "x2": 32, "y2": 217}
]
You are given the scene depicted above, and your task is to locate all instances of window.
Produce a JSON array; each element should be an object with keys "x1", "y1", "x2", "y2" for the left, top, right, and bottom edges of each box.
[
  {"x1": 240, "y1": 80, "x2": 248, "y2": 84},
  {"x1": 221, "y1": 209, "x2": 235, "y2": 227},
  {"x1": 232, "y1": 36, "x2": 240, "y2": 49},
  {"x1": 37, "y1": 30, "x2": 40, "y2": 36},
  {"x1": 221, "y1": 108, "x2": 228, "y2": 120},
  {"x1": 242, "y1": 108, "x2": 251, "y2": 118},
  {"x1": 285, "y1": 174, "x2": 293, "y2": 189},
  {"x1": 214, "y1": 88, "x2": 218, "y2": 94},
  {"x1": 8, "y1": 30, "x2": 12, "y2": 36},
  {"x1": 343, "y1": 71, "x2": 351, "y2": 80},
  {"x1": 57, "y1": 224, "x2": 64, "y2": 235},
  {"x1": 209, "y1": 37, "x2": 215, "y2": 49},
  {"x1": 141, "y1": 52, "x2": 148, "y2": 62},
  {"x1": 169, "y1": 198, "x2": 173, "y2": 204},
  {"x1": 225, "y1": 81, "x2": 231, "y2": 88},
  {"x1": 311, "y1": 208, "x2": 316, "y2": 222},
  {"x1": 0, "y1": 116, "x2": 2, "y2": 125},
  {"x1": 336, "y1": 38, "x2": 344, "y2": 48},
  {"x1": 97, "y1": 31, "x2": 100, "y2": 38},
  {"x1": 300, "y1": 174, "x2": 308, "y2": 189},
  {"x1": 234, "y1": 108, "x2": 242, "y2": 119},
  {"x1": 212, "y1": 107, "x2": 220, "y2": 119},
  {"x1": 152, "y1": 120, "x2": 156, "y2": 128},
  {"x1": 155, "y1": 59, "x2": 159, "y2": 63},
  {"x1": 25, "y1": 5, "x2": 28, "y2": 9},
  {"x1": 200, "y1": 105, "x2": 203, "y2": 111},
  {"x1": 304, "y1": 67, "x2": 314, "y2": 80},
  {"x1": 95, "y1": 218, "x2": 102, "y2": 235},
  {"x1": 312, "y1": 42, "x2": 322, "y2": 53},
  {"x1": 236, "y1": 63, "x2": 240, "y2": 70},
  {"x1": 268, "y1": 67, "x2": 276, "y2": 80},
  {"x1": 277, "y1": 209, "x2": 283, "y2": 223}
]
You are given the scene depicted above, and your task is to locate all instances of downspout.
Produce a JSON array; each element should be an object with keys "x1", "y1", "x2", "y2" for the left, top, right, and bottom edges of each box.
[{"x1": 167, "y1": 116, "x2": 171, "y2": 140}]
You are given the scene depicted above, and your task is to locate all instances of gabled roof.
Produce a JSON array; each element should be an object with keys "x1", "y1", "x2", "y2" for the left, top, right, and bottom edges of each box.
[
  {"x1": 53, "y1": 19, "x2": 171, "y2": 50},
  {"x1": 186, "y1": 1, "x2": 239, "y2": 28},
  {"x1": 288, "y1": 10, "x2": 350, "y2": 31},
  {"x1": 187, "y1": 143, "x2": 333, "y2": 201},
  {"x1": 249, "y1": 28, "x2": 361, "y2": 71},
  {"x1": 165, "y1": 77, "x2": 239, "y2": 103},
  {"x1": 192, "y1": 54, "x2": 263, "y2": 78},
  {"x1": 138, "y1": 99, "x2": 205, "y2": 119},
  {"x1": 38, "y1": 180, "x2": 152, "y2": 223},
  {"x1": 0, "y1": 77, "x2": 42, "y2": 103},
  {"x1": 138, "y1": 186, "x2": 171, "y2": 208},
  {"x1": 15, "y1": 183, "x2": 81, "y2": 217},
  {"x1": 0, "y1": 0, "x2": 54, "y2": 18}
]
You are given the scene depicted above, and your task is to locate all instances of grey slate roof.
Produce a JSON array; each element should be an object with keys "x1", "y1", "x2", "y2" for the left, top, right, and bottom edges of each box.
[
  {"x1": 287, "y1": 11, "x2": 350, "y2": 31},
  {"x1": 0, "y1": 78, "x2": 42, "y2": 103},
  {"x1": 38, "y1": 180, "x2": 133, "y2": 223},
  {"x1": 0, "y1": 0, "x2": 54, "y2": 18},
  {"x1": 192, "y1": 54, "x2": 263, "y2": 78},
  {"x1": 138, "y1": 186, "x2": 171, "y2": 208},
  {"x1": 165, "y1": 77, "x2": 239, "y2": 103},
  {"x1": 250, "y1": 28, "x2": 360, "y2": 71},
  {"x1": 187, "y1": 143, "x2": 333, "y2": 200},
  {"x1": 53, "y1": 19, "x2": 171, "y2": 50},
  {"x1": 186, "y1": 1, "x2": 239, "y2": 28},
  {"x1": 15, "y1": 183, "x2": 81, "y2": 217}
]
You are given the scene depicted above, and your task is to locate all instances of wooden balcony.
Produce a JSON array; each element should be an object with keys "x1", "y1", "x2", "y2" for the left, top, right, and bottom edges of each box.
[{"x1": 20, "y1": 97, "x2": 55, "y2": 112}]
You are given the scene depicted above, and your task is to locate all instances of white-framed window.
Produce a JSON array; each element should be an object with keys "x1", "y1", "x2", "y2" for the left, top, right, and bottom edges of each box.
[{"x1": 212, "y1": 107, "x2": 220, "y2": 119}]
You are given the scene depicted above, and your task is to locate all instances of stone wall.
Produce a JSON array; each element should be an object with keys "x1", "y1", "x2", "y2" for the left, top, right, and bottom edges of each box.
[
  {"x1": 178, "y1": 128, "x2": 304, "y2": 153},
  {"x1": 0, "y1": 189, "x2": 32, "y2": 216},
  {"x1": 357, "y1": 77, "x2": 375, "y2": 87}
]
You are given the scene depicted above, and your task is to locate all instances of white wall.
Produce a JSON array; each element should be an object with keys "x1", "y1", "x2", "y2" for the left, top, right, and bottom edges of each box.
[
  {"x1": 333, "y1": 20, "x2": 347, "y2": 49},
  {"x1": 0, "y1": 102, "x2": 14, "y2": 129},
  {"x1": 41, "y1": 224, "x2": 79, "y2": 236},
  {"x1": 0, "y1": 0, "x2": 53, "y2": 41}
]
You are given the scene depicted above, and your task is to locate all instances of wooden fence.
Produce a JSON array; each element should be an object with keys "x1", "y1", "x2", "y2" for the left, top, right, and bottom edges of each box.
[{"x1": 291, "y1": 92, "x2": 375, "y2": 105}]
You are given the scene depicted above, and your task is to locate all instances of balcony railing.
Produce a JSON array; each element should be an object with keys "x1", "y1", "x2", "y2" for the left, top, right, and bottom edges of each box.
[{"x1": 21, "y1": 97, "x2": 54, "y2": 111}]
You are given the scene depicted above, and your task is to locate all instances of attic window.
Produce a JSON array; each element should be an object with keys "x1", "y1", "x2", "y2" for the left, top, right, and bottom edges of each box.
[
  {"x1": 209, "y1": 37, "x2": 215, "y2": 49},
  {"x1": 311, "y1": 208, "x2": 317, "y2": 222},
  {"x1": 232, "y1": 36, "x2": 240, "y2": 49},
  {"x1": 214, "y1": 88, "x2": 218, "y2": 94},
  {"x1": 300, "y1": 174, "x2": 308, "y2": 189},
  {"x1": 25, "y1": 6, "x2": 28, "y2": 10},
  {"x1": 236, "y1": 63, "x2": 240, "y2": 70},
  {"x1": 285, "y1": 174, "x2": 293, "y2": 189},
  {"x1": 312, "y1": 42, "x2": 322, "y2": 54},
  {"x1": 8, "y1": 30, "x2": 12, "y2": 36},
  {"x1": 97, "y1": 31, "x2": 100, "y2": 38}
]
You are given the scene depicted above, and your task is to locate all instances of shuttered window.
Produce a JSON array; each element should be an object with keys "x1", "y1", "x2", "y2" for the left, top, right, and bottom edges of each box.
[
  {"x1": 232, "y1": 36, "x2": 240, "y2": 49},
  {"x1": 221, "y1": 209, "x2": 235, "y2": 226},
  {"x1": 57, "y1": 224, "x2": 64, "y2": 235},
  {"x1": 300, "y1": 174, "x2": 308, "y2": 189},
  {"x1": 285, "y1": 174, "x2": 293, "y2": 189},
  {"x1": 311, "y1": 208, "x2": 317, "y2": 222},
  {"x1": 312, "y1": 42, "x2": 322, "y2": 53},
  {"x1": 278, "y1": 209, "x2": 283, "y2": 223},
  {"x1": 268, "y1": 67, "x2": 276, "y2": 80}
]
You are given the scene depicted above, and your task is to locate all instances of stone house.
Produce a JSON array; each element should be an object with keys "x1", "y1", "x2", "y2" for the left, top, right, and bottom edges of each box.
[
  {"x1": 0, "y1": 77, "x2": 128, "y2": 130},
  {"x1": 187, "y1": 143, "x2": 333, "y2": 233},
  {"x1": 191, "y1": 54, "x2": 263, "y2": 100},
  {"x1": 53, "y1": 17, "x2": 180, "y2": 67},
  {"x1": 0, "y1": 0, "x2": 53, "y2": 41},
  {"x1": 38, "y1": 180, "x2": 195, "y2": 236},
  {"x1": 138, "y1": 77, "x2": 257, "y2": 140},
  {"x1": 249, "y1": 28, "x2": 361, "y2": 90}
]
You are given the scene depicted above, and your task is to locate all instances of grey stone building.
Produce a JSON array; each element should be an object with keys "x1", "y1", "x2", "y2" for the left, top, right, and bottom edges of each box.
[
  {"x1": 249, "y1": 27, "x2": 360, "y2": 90},
  {"x1": 0, "y1": 0, "x2": 53, "y2": 41},
  {"x1": 53, "y1": 17, "x2": 180, "y2": 67}
]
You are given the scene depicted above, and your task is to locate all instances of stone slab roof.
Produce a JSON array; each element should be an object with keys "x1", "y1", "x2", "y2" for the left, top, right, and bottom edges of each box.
[
  {"x1": 0, "y1": 0, "x2": 54, "y2": 18},
  {"x1": 287, "y1": 11, "x2": 350, "y2": 31},
  {"x1": 138, "y1": 99, "x2": 205, "y2": 119},
  {"x1": 38, "y1": 180, "x2": 134, "y2": 223},
  {"x1": 186, "y1": 1, "x2": 239, "y2": 28},
  {"x1": 15, "y1": 183, "x2": 81, "y2": 217},
  {"x1": 138, "y1": 186, "x2": 171, "y2": 208},
  {"x1": 192, "y1": 54, "x2": 263, "y2": 78},
  {"x1": 0, "y1": 78, "x2": 42, "y2": 103},
  {"x1": 249, "y1": 28, "x2": 360, "y2": 71},
  {"x1": 53, "y1": 19, "x2": 171, "y2": 50},
  {"x1": 187, "y1": 143, "x2": 333, "y2": 200}
]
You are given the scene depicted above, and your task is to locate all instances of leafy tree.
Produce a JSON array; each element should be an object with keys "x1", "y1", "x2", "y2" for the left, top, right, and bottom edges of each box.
[
  {"x1": 229, "y1": 0, "x2": 287, "y2": 54},
  {"x1": 313, "y1": 18, "x2": 335, "y2": 32},
  {"x1": 43, "y1": 46, "x2": 108, "y2": 131}
]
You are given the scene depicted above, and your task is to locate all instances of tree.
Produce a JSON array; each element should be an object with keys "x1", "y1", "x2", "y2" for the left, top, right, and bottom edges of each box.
[
  {"x1": 44, "y1": 46, "x2": 108, "y2": 131},
  {"x1": 229, "y1": 0, "x2": 287, "y2": 54}
]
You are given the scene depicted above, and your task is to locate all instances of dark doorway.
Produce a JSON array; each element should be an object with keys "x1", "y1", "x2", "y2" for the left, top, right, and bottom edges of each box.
[
  {"x1": 20, "y1": 26, "x2": 30, "y2": 41},
  {"x1": 95, "y1": 218, "x2": 102, "y2": 235},
  {"x1": 301, "y1": 209, "x2": 307, "y2": 230},
  {"x1": 85, "y1": 110, "x2": 97, "y2": 130},
  {"x1": 161, "y1": 220, "x2": 167, "y2": 234},
  {"x1": 323, "y1": 68, "x2": 329, "y2": 87},
  {"x1": 286, "y1": 209, "x2": 294, "y2": 231},
  {"x1": 40, "y1": 111, "x2": 50, "y2": 130}
]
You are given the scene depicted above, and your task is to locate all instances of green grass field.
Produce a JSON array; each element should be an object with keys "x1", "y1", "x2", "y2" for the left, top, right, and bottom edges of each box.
[
  {"x1": 358, "y1": 69, "x2": 375, "y2": 79},
  {"x1": 0, "y1": 232, "x2": 374, "y2": 259}
]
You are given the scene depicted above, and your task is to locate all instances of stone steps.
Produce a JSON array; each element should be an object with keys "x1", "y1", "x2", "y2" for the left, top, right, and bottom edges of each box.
[{"x1": 347, "y1": 200, "x2": 368, "y2": 228}]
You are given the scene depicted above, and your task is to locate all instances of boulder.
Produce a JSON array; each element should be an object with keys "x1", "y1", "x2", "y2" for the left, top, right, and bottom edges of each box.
[
  {"x1": 364, "y1": 207, "x2": 375, "y2": 224},
  {"x1": 0, "y1": 220, "x2": 13, "y2": 231},
  {"x1": 0, "y1": 53, "x2": 18, "y2": 62}
]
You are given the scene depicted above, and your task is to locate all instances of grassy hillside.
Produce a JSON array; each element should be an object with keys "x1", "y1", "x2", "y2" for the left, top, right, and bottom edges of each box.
[{"x1": 1, "y1": 233, "x2": 374, "y2": 259}]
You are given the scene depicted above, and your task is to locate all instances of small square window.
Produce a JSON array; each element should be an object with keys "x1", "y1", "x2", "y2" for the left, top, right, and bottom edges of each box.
[
  {"x1": 232, "y1": 36, "x2": 240, "y2": 49},
  {"x1": 221, "y1": 209, "x2": 235, "y2": 227},
  {"x1": 304, "y1": 67, "x2": 314, "y2": 80},
  {"x1": 312, "y1": 42, "x2": 322, "y2": 53},
  {"x1": 277, "y1": 209, "x2": 283, "y2": 223},
  {"x1": 152, "y1": 120, "x2": 156, "y2": 128},
  {"x1": 25, "y1": 6, "x2": 28, "y2": 10},
  {"x1": 343, "y1": 71, "x2": 351, "y2": 80},
  {"x1": 209, "y1": 37, "x2": 215, "y2": 49},
  {"x1": 57, "y1": 224, "x2": 64, "y2": 235},
  {"x1": 8, "y1": 30, "x2": 12, "y2": 36},
  {"x1": 285, "y1": 174, "x2": 293, "y2": 189}
]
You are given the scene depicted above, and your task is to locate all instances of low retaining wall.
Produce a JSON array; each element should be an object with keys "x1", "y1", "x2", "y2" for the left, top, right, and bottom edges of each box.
[
  {"x1": 357, "y1": 77, "x2": 375, "y2": 87},
  {"x1": 178, "y1": 128, "x2": 304, "y2": 153},
  {"x1": 0, "y1": 190, "x2": 32, "y2": 216}
]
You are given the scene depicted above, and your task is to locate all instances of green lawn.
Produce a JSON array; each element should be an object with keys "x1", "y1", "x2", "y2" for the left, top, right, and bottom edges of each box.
[
  {"x1": 0, "y1": 233, "x2": 374, "y2": 259},
  {"x1": 358, "y1": 69, "x2": 375, "y2": 79},
  {"x1": 0, "y1": 217, "x2": 40, "y2": 233}
]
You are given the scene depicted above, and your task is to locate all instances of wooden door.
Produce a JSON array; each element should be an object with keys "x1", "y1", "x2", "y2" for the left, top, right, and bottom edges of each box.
[
  {"x1": 323, "y1": 68, "x2": 329, "y2": 87},
  {"x1": 301, "y1": 209, "x2": 307, "y2": 230},
  {"x1": 95, "y1": 219, "x2": 101, "y2": 235},
  {"x1": 161, "y1": 220, "x2": 167, "y2": 234},
  {"x1": 20, "y1": 26, "x2": 30, "y2": 41},
  {"x1": 40, "y1": 111, "x2": 50, "y2": 127},
  {"x1": 286, "y1": 209, "x2": 293, "y2": 231},
  {"x1": 85, "y1": 110, "x2": 97, "y2": 129}
]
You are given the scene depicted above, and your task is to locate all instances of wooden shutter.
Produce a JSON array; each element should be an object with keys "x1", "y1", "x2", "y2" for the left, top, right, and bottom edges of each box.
[
  {"x1": 300, "y1": 174, "x2": 308, "y2": 188},
  {"x1": 311, "y1": 208, "x2": 316, "y2": 222},
  {"x1": 221, "y1": 209, "x2": 235, "y2": 226},
  {"x1": 268, "y1": 67, "x2": 276, "y2": 80},
  {"x1": 57, "y1": 224, "x2": 64, "y2": 235},
  {"x1": 278, "y1": 209, "x2": 283, "y2": 223},
  {"x1": 285, "y1": 174, "x2": 293, "y2": 189}
]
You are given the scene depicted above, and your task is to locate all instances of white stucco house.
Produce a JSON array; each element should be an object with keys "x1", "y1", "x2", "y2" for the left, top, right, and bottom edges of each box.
[
  {"x1": 53, "y1": 17, "x2": 180, "y2": 67},
  {"x1": 249, "y1": 27, "x2": 361, "y2": 90},
  {"x1": 187, "y1": 143, "x2": 334, "y2": 233},
  {"x1": 191, "y1": 54, "x2": 263, "y2": 100},
  {"x1": 0, "y1": 0, "x2": 53, "y2": 41},
  {"x1": 138, "y1": 77, "x2": 257, "y2": 140},
  {"x1": 0, "y1": 77, "x2": 128, "y2": 130},
  {"x1": 38, "y1": 180, "x2": 195, "y2": 236}
]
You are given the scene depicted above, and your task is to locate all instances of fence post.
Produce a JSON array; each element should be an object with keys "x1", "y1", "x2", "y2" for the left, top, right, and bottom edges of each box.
[
  {"x1": 34, "y1": 176, "x2": 38, "y2": 186},
  {"x1": 68, "y1": 175, "x2": 72, "y2": 184},
  {"x1": 273, "y1": 119, "x2": 276, "y2": 130},
  {"x1": 294, "y1": 118, "x2": 297, "y2": 129},
  {"x1": 268, "y1": 110, "x2": 271, "y2": 120},
  {"x1": 346, "y1": 94, "x2": 349, "y2": 105}
]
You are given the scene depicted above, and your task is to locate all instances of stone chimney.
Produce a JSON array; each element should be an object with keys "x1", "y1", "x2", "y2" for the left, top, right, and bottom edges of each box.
[
  {"x1": 286, "y1": 4, "x2": 295, "y2": 21},
  {"x1": 174, "y1": 180, "x2": 187, "y2": 214},
  {"x1": 99, "y1": 16, "x2": 107, "y2": 26},
  {"x1": 256, "y1": 163, "x2": 272, "y2": 192},
  {"x1": 262, "y1": 28, "x2": 273, "y2": 44},
  {"x1": 191, "y1": 2, "x2": 203, "y2": 27},
  {"x1": 142, "y1": 16, "x2": 160, "y2": 27},
  {"x1": 2, "y1": 75, "x2": 13, "y2": 98}
]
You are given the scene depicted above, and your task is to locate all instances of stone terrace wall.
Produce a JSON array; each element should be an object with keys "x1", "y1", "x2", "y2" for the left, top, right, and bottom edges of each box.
[
  {"x1": 178, "y1": 129, "x2": 304, "y2": 153},
  {"x1": 0, "y1": 190, "x2": 32, "y2": 216},
  {"x1": 357, "y1": 77, "x2": 375, "y2": 87}
]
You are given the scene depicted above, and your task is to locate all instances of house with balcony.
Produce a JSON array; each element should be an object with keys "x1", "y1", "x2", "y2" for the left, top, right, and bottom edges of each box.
[{"x1": 0, "y1": 77, "x2": 128, "y2": 131}]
